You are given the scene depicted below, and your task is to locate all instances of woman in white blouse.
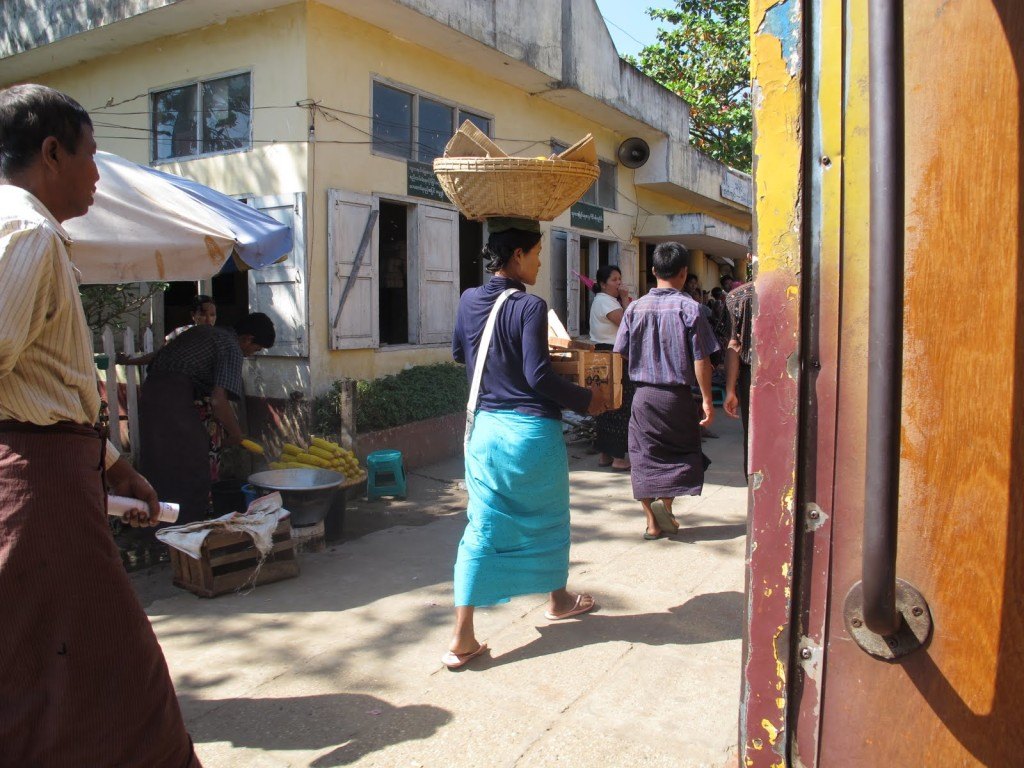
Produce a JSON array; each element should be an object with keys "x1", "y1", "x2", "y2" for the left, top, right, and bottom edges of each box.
[{"x1": 589, "y1": 265, "x2": 633, "y2": 469}]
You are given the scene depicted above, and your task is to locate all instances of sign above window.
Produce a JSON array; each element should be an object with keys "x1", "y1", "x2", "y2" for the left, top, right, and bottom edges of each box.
[
  {"x1": 152, "y1": 71, "x2": 252, "y2": 162},
  {"x1": 571, "y1": 202, "x2": 604, "y2": 232},
  {"x1": 407, "y1": 161, "x2": 450, "y2": 202}
]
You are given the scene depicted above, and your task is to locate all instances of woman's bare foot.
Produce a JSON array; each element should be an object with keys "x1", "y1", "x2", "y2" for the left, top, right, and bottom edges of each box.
[
  {"x1": 448, "y1": 606, "x2": 479, "y2": 656},
  {"x1": 611, "y1": 457, "x2": 631, "y2": 470}
]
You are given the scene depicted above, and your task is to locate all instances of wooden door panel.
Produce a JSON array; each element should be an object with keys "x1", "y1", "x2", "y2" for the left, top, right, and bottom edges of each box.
[{"x1": 817, "y1": 1, "x2": 1024, "y2": 765}]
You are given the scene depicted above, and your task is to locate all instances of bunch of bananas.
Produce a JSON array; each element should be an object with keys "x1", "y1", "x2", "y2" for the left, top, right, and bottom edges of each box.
[{"x1": 268, "y1": 437, "x2": 365, "y2": 481}]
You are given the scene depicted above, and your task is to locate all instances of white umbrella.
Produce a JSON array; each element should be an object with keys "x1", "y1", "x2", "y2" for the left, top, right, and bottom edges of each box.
[{"x1": 65, "y1": 152, "x2": 290, "y2": 284}]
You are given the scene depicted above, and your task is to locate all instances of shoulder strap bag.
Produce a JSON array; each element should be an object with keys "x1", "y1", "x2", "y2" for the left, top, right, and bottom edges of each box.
[{"x1": 464, "y1": 287, "x2": 520, "y2": 446}]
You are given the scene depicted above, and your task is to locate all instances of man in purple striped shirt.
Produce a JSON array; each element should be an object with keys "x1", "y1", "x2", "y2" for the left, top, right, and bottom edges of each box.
[{"x1": 613, "y1": 242, "x2": 719, "y2": 538}]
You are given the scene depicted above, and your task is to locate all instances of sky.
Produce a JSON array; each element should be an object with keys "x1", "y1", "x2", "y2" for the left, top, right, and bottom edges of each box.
[{"x1": 593, "y1": 0, "x2": 666, "y2": 59}]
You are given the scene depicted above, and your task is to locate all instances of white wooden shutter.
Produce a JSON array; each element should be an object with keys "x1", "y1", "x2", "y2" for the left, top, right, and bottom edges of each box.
[
  {"x1": 415, "y1": 204, "x2": 459, "y2": 344},
  {"x1": 566, "y1": 230, "x2": 581, "y2": 336},
  {"x1": 328, "y1": 189, "x2": 378, "y2": 350},
  {"x1": 247, "y1": 193, "x2": 307, "y2": 357},
  {"x1": 618, "y1": 242, "x2": 639, "y2": 298}
]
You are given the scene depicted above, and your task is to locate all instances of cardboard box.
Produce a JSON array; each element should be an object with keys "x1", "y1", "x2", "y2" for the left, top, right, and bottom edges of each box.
[{"x1": 549, "y1": 348, "x2": 624, "y2": 410}]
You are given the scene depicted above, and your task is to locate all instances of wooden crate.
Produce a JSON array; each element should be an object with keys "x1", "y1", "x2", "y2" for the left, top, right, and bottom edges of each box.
[
  {"x1": 549, "y1": 348, "x2": 624, "y2": 410},
  {"x1": 170, "y1": 518, "x2": 299, "y2": 598}
]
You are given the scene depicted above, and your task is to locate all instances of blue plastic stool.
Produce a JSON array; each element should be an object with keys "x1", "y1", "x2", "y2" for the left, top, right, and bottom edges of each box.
[
  {"x1": 711, "y1": 385, "x2": 726, "y2": 407},
  {"x1": 366, "y1": 449, "x2": 407, "y2": 501}
]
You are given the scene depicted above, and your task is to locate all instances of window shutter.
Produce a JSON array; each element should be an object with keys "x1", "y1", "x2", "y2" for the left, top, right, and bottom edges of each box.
[
  {"x1": 328, "y1": 189, "x2": 379, "y2": 350},
  {"x1": 566, "y1": 231, "x2": 581, "y2": 336},
  {"x1": 618, "y1": 242, "x2": 639, "y2": 298},
  {"x1": 247, "y1": 193, "x2": 307, "y2": 357},
  {"x1": 415, "y1": 204, "x2": 459, "y2": 344}
]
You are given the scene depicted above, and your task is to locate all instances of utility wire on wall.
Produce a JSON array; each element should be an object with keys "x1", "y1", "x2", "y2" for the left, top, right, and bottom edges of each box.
[{"x1": 93, "y1": 93, "x2": 659, "y2": 241}]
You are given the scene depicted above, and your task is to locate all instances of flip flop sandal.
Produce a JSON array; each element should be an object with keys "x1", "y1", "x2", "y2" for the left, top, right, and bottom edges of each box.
[
  {"x1": 651, "y1": 500, "x2": 680, "y2": 533},
  {"x1": 544, "y1": 594, "x2": 597, "y2": 621},
  {"x1": 643, "y1": 530, "x2": 664, "y2": 540},
  {"x1": 441, "y1": 643, "x2": 489, "y2": 670}
]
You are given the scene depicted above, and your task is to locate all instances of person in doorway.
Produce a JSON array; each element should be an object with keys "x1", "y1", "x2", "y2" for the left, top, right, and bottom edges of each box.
[
  {"x1": 169, "y1": 293, "x2": 217, "y2": 339},
  {"x1": 0, "y1": 83, "x2": 201, "y2": 767},
  {"x1": 445, "y1": 218, "x2": 607, "y2": 669},
  {"x1": 139, "y1": 312, "x2": 274, "y2": 527},
  {"x1": 117, "y1": 293, "x2": 217, "y2": 367},
  {"x1": 724, "y1": 277, "x2": 755, "y2": 476},
  {"x1": 613, "y1": 242, "x2": 719, "y2": 539},
  {"x1": 588, "y1": 264, "x2": 633, "y2": 470}
]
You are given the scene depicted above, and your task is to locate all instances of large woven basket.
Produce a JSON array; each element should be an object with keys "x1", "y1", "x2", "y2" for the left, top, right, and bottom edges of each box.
[{"x1": 432, "y1": 157, "x2": 600, "y2": 221}]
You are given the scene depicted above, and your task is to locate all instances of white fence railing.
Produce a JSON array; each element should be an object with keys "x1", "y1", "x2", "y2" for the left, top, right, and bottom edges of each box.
[{"x1": 98, "y1": 326, "x2": 154, "y2": 463}]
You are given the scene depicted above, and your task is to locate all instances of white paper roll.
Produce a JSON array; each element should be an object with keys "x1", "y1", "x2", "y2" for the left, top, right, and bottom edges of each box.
[{"x1": 107, "y1": 495, "x2": 180, "y2": 524}]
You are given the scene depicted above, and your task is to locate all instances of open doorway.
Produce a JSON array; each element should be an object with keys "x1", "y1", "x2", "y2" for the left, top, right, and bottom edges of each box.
[
  {"x1": 167, "y1": 274, "x2": 248, "y2": 336},
  {"x1": 549, "y1": 230, "x2": 569, "y2": 326},
  {"x1": 459, "y1": 214, "x2": 484, "y2": 294},
  {"x1": 208, "y1": 272, "x2": 249, "y2": 329},
  {"x1": 379, "y1": 201, "x2": 410, "y2": 346},
  {"x1": 578, "y1": 237, "x2": 619, "y2": 336},
  {"x1": 579, "y1": 236, "x2": 593, "y2": 336},
  {"x1": 163, "y1": 281, "x2": 201, "y2": 335},
  {"x1": 640, "y1": 242, "x2": 656, "y2": 296}
]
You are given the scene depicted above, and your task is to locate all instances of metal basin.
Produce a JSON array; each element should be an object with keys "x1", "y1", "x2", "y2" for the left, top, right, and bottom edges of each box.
[{"x1": 248, "y1": 468, "x2": 344, "y2": 527}]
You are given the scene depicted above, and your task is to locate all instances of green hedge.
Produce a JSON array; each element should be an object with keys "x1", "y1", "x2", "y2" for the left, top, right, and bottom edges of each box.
[{"x1": 312, "y1": 363, "x2": 468, "y2": 435}]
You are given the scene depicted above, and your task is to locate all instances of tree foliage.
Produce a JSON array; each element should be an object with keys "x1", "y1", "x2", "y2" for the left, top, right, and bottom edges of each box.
[
  {"x1": 79, "y1": 283, "x2": 168, "y2": 331},
  {"x1": 629, "y1": 0, "x2": 751, "y2": 172}
]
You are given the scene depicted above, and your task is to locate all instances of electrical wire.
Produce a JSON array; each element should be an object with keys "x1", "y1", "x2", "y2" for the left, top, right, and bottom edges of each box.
[
  {"x1": 93, "y1": 93, "x2": 661, "y2": 239},
  {"x1": 600, "y1": 15, "x2": 650, "y2": 51},
  {"x1": 97, "y1": 97, "x2": 552, "y2": 151}
]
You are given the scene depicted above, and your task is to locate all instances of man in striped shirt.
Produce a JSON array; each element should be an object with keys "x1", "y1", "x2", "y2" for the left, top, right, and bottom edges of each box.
[
  {"x1": 0, "y1": 85, "x2": 201, "y2": 766},
  {"x1": 614, "y1": 242, "x2": 719, "y2": 539}
]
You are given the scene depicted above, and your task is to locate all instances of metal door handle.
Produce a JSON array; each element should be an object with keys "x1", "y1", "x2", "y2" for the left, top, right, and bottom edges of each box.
[{"x1": 842, "y1": 0, "x2": 932, "y2": 661}]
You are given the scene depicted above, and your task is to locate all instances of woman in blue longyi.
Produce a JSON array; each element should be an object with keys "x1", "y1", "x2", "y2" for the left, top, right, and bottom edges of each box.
[{"x1": 444, "y1": 218, "x2": 607, "y2": 669}]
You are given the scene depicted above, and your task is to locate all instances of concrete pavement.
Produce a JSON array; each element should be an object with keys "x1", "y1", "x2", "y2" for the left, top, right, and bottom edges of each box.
[{"x1": 139, "y1": 413, "x2": 749, "y2": 767}]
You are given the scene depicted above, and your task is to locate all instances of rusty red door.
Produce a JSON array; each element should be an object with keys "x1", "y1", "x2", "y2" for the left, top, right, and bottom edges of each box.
[{"x1": 744, "y1": 1, "x2": 1024, "y2": 766}]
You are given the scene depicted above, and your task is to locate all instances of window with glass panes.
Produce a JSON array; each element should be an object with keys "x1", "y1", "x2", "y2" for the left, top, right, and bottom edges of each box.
[
  {"x1": 372, "y1": 81, "x2": 491, "y2": 162},
  {"x1": 151, "y1": 72, "x2": 251, "y2": 162},
  {"x1": 552, "y1": 141, "x2": 617, "y2": 210}
]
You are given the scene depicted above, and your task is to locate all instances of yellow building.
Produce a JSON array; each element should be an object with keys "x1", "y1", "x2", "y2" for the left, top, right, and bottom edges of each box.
[{"x1": 0, "y1": 0, "x2": 751, "y2": 406}]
